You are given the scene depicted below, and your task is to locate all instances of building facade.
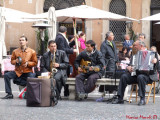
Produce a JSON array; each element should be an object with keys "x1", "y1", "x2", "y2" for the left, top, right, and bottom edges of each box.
[{"x1": 2, "y1": 0, "x2": 160, "y2": 54}]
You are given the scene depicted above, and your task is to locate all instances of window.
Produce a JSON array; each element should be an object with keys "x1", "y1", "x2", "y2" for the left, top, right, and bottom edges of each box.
[
  {"x1": 109, "y1": 0, "x2": 126, "y2": 42},
  {"x1": 9, "y1": 0, "x2": 13, "y2": 4},
  {"x1": 28, "y1": 0, "x2": 32, "y2": 3}
]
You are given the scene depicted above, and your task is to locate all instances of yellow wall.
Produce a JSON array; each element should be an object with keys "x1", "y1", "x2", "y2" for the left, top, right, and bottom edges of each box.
[
  {"x1": 131, "y1": 0, "x2": 142, "y2": 35},
  {"x1": 91, "y1": 0, "x2": 103, "y2": 50}
]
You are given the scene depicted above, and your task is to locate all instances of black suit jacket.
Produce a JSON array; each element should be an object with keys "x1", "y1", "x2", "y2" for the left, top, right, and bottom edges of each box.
[
  {"x1": 55, "y1": 33, "x2": 73, "y2": 56},
  {"x1": 40, "y1": 50, "x2": 69, "y2": 76},
  {"x1": 100, "y1": 40, "x2": 119, "y2": 72},
  {"x1": 74, "y1": 49, "x2": 105, "y2": 77}
]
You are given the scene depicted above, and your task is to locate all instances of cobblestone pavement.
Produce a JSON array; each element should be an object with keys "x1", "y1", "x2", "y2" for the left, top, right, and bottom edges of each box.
[{"x1": 0, "y1": 78, "x2": 160, "y2": 120}]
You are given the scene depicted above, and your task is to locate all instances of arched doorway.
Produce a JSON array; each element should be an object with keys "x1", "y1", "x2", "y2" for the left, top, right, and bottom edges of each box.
[
  {"x1": 43, "y1": 0, "x2": 85, "y2": 36},
  {"x1": 109, "y1": 0, "x2": 126, "y2": 42},
  {"x1": 151, "y1": 0, "x2": 160, "y2": 53}
]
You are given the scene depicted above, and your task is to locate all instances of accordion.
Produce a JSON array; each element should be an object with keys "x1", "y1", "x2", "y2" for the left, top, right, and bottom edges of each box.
[{"x1": 131, "y1": 50, "x2": 155, "y2": 76}]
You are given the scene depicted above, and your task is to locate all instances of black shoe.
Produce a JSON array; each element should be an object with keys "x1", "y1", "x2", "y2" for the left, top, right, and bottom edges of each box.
[
  {"x1": 84, "y1": 94, "x2": 88, "y2": 99},
  {"x1": 1, "y1": 94, "x2": 13, "y2": 99},
  {"x1": 58, "y1": 96, "x2": 62, "y2": 100},
  {"x1": 138, "y1": 100, "x2": 146, "y2": 106},
  {"x1": 64, "y1": 85, "x2": 69, "y2": 97},
  {"x1": 112, "y1": 99, "x2": 124, "y2": 104},
  {"x1": 77, "y1": 92, "x2": 87, "y2": 101},
  {"x1": 64, "y1": 92, "x2": 69, "y2": 97}
]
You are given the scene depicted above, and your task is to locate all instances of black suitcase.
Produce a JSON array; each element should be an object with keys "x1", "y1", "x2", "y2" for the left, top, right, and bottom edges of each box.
[{"x1": 26, "y1": 77, "x2": 58, "y2": 107}]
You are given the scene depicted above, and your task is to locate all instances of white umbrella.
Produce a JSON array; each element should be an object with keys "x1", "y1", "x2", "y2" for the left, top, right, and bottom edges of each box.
[
  {"x1": 141, "y1": 13, "x2": 160, "y2": 21},
  {"x1": 0, "y1": 7, "x2": 7, "y2": 64},
  {"x1": 0, "y1": 7, "x2": 35, "y2": 23},
  {"x1": 30, "y1": 5, "x2": 137, "y2": 22},
  {"x1": 2, "y1": 7, "x2": 35, "y2": 22},
  {"x1": 155, "y1": 22, "x2": 160, "y2": 24},
  {"x1": 56, "y1": 5, "x2": 137, "y2": 22},
  {"x1": 29, "y1": 12, "x2": 48, "y2": 19},
  {"x1": 48, "y1": 7, "x2": 57, "y2": 40}
]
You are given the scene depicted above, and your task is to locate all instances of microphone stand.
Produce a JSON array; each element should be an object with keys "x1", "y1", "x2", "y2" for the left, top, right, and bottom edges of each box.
[{"x1": 104, "y1": 60, "x2": 119, "y2": 103}]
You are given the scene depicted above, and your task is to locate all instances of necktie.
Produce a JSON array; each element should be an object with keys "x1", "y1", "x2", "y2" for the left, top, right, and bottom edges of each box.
[{"x1": 109, "y1": 41, "x2": 113, "y2": 48}]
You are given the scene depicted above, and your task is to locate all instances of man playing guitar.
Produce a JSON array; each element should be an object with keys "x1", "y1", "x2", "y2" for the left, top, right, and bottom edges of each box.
[{"x1": 74, "y1": 40, "x2": 105, "y2": 101}]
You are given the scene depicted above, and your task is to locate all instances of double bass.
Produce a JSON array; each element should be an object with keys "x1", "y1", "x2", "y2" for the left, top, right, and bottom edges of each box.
[
  {"x1": 69, "y1": 47, "x2": 83, "y2": 77},
  {"x1": 69, "y1": 19, "x2": 84, "y2": 77}
]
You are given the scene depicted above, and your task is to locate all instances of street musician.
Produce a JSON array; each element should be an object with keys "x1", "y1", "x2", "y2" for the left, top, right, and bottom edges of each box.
[
  {"x1": 74, "y1": 40, "x2": 105, "y2": 100},
  {"x1": 113, "y1": 40, "x2": 159, "y2": 106},
  {"x1": 40, "y1": 40, "x2": 69, "y2": 99}
]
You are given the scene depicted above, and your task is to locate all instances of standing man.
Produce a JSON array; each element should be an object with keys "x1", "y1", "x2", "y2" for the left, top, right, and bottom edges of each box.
[
  {"x1": 75, "y1": 40, "x2": 104, "y2": 100},
  {"x1": 100, "y1": 31, "x2": 119, "y2": 75},
  {"x1": 55, "y1": 26, "x2": 78, "y2": 96},
  {"x1": 139, "y1": 33, "x2": 146, "y2": 41},
  {"x1": 113, "y1": 40, "x2": 159, "y2": 105},
  {"x1": 40, "y1": 40, "x2": 69, "y2": 99},
  {"x1": 2, "y1": 36, "x2": 37, "y2": 99},
  {"x1": 55, "y1": 26, "x2": 78, "y2": 57},
  {"x1": 123, "y1": 34, "x2": 134, "y2": 53}
]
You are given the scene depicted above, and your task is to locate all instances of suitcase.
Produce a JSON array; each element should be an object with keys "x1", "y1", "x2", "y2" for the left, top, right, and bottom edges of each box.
[{"x1": 26, "y1": 77, "x2": 58, "y2": 107}]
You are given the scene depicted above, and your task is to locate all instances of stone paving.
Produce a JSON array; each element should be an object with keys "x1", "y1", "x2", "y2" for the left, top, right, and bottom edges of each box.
[{"x1": 0, "y1": 78, "x2": 160, "y2": 120}]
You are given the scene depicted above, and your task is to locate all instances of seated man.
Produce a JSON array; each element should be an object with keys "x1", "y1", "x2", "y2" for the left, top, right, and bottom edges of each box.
[
  {"x1": 40, "y1": 40, "x2": 69, "y2": 99},
  {"x1": 123, "y1": 34, "x2": 134, "y2": 53},
  {"x1": 2, "y1": 36, "x2": 38, "y2": 99},
  {"x1": 113, "y1": 40, "x2": 159, "y2": 105},
  {"x1": 74, "y1": 40, "x2": 104, "y2": 100}
]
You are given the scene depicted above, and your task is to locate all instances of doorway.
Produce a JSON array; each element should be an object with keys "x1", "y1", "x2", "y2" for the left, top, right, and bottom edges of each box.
[{"x1": 151, "y1": 10, "x2": 160, "y2": 53}]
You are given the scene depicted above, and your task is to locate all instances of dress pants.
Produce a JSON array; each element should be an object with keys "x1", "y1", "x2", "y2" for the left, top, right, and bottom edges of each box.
[
  {"x1": 54, "y1": 71, "x2": 64, "y2": 97},
  {"x1": 76, "y1": 73, "x2": 100, "y2": 93},
  {"x1": 117, "y1": 72, "x2": 153, "y2": 100},
  {"x1": 63, "y1": 65, "x2": 70, "y2": 96},
  {"x1": 4, "y1": 71, "x2": 35, "y2": 94}
]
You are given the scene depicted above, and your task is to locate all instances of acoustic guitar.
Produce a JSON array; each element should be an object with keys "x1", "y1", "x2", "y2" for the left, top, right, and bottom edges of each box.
[{"x1": 80, "y1": 59, "x2": 100, "y2": 73}]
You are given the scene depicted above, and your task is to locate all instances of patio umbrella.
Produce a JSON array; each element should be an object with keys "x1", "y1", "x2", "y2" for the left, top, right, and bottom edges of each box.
[
  {"x1": 56, "y1": 5, "x2": 137, "y2": 22},
  {"x1": 26, "y1": 5, "x2": 137, "y2": 22},
  {"x1": 155, "y1": 22, "x2": 160, "y2": 24},
  {"x1": 0, "y1": 7, "x2": 7, "y2": 64},
  {"x1": 141, "y1": 13, "x2": 160, "y2": 21},
  {"x1": 48, "y1": 7, "x2": 57, "y2": 40},
  {"x1": 0, "y1": 7, "x2": 35, "y2": 23}
]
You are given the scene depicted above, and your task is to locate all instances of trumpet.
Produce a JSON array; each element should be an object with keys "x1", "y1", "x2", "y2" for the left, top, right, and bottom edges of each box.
[{"x1": 50, "y1": 51, "x2": 58, "y2": 79}]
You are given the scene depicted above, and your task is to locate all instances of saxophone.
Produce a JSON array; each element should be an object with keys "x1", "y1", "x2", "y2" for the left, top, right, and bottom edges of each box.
[
  {"x1": 50, "y1": 51, "x2": 58, "y2": 105},
  {"x1": 50, "y1": 51, "x2": 58, "y2": 78}
]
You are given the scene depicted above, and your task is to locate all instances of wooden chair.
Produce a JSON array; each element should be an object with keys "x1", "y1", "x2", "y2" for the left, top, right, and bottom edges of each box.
[{"x1": 129, "y1": 82, "x2": 156, "y2": 104}]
